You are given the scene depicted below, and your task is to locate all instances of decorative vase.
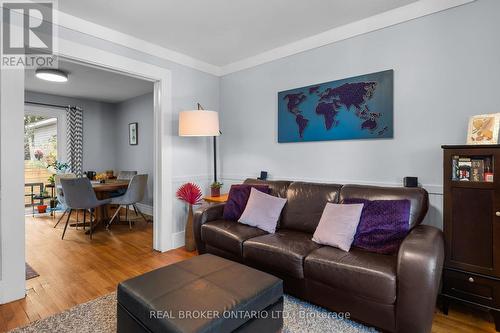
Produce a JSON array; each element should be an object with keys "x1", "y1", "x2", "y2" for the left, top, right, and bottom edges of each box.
[
  {"x1": 211, "y1": 187, "x2": 220, "y2": 197},
  {"x1": 37, "y1": 205, "x2": 47, "y2": 213},
  {"x1": 185, "y1": 204, "x2": 196, "y2": 251}
]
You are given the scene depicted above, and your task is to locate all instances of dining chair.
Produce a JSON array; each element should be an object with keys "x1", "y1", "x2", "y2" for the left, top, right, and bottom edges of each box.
[
  {"x1": 107, "y1": 174, "x2": 149, "y2": 230},
  {"x1": 53, "y1": 173, "x2": 76, "y2": 229},
  {"x1": 110, "y1": 170, "x2": 138, "y2": 199},
  {"x1": 117, "y1": 171, "x2": 137, "y2": 180},
  {"x1": 60, "y1": 178, "x2": 111, "y2": 240}
]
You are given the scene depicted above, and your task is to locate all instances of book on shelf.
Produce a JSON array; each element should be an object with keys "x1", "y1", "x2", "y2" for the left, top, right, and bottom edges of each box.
[
  {"x1": 452, "y1": 155, "x2": 460, "y2": 180},
  {"x1": 471, "y1": 159, "x2": 484, "y2": 182},
  {"x1": 457, "y1": 158, "x2": 472, "y2": 181},
  {"x1": 451, "y1": 156, "x2": 494, "y2": 182}
]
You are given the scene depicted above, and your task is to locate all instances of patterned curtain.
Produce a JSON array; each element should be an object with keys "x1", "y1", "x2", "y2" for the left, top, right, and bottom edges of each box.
[{"x1": 66, "y1": 107, "x2": 84, "y2": 176}]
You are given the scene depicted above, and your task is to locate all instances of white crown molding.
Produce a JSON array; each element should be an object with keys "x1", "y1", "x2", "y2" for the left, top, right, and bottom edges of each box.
[
  {"x1": 219, "y1": 0, "x2": 476, "y2": 75},
  {"x1": 8, "y1": 0, "x2": 474, "y2": 77},
  {"x1": 53, "y1": 11, "x2": 222, "y2": 76}
]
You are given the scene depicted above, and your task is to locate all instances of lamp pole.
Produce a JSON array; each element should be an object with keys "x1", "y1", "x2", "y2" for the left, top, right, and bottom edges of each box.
[
  {"x1": 198, "y1": 103, "x2": 218, "y2": 183},
  {"x1": 213, "y1": 136, "x2": 217, "y2": 183}
]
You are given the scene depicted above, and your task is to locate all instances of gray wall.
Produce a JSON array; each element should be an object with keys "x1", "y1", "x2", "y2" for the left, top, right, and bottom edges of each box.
[
  {"x1": 219, "y1": 0, "x2": 500, "y2": 230},
  {"x1": 25, "y1": 91, "x2": 156, "y2": 206},
  {"x1": 25, "y1": 91, "x2": 117, "y2": 172},
  {"x1": 113, "y1": 93, "x2": 154, "y2": 205},
  {"x1": 54, "y1": 25, "x2": 220, "y2": 234}
]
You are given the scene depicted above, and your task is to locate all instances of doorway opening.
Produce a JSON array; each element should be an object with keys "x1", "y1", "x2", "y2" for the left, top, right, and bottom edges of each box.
[
  {"x1": 0, "y1": 38, "x2": 173, "y2": 305},
  {"x1": 22, "y1": 58, "x2": 158, "y2": 299}
]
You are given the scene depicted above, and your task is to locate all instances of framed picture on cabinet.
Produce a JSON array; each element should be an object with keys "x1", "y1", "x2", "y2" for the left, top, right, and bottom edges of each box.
[{"x1": 467, "y1": 113, "x2": 500, "y2": 144}]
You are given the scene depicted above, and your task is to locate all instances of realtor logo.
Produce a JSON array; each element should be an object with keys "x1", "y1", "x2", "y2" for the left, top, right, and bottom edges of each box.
[{"x1": 1, "y1": 1, "x2": 57, "y2": 68}]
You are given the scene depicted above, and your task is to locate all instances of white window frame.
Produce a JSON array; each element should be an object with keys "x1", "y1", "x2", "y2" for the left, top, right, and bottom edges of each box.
[{"x1": 24, "y1": 104, "x2": 67, "y2": 164}]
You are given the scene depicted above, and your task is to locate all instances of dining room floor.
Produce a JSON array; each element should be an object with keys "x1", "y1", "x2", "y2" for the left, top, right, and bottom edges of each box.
[
  {"x1": 0, "y1": 212, "x2": 196, "y2": 332},
  {"x1": 0, "y1": 214, "x2": 496, "y2": 332}
]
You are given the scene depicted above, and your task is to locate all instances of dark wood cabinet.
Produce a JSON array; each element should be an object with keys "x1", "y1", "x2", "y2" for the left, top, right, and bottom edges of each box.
[{"x1": 442, "y1": 145, "x2": 500, "y2": 331}]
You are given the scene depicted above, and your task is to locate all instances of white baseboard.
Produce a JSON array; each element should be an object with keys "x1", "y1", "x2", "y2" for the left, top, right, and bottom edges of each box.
[
  {"x1": 123, "y1": 204, "x2": 192, "y2": 245},
  {"x1": 125, "y1": 203, "x2": 153, "y2": 216},
  {"x1": 172, "y1": 231, "x2": 185, "y2": 248},
  {"x1": 136, "y1": 203, "x2": 153, "y2": 216}
]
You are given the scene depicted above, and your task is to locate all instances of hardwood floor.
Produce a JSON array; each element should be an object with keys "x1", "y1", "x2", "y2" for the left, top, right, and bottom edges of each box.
[
  {"x1": 0, "y1": 213, "x2": 196, "y2": 332},
  {"x1": 0, "y1": 213, "x2": 496, "y2": 332}
]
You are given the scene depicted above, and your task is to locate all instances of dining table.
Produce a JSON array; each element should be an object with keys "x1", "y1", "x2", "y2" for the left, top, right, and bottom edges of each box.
[{"x1": 69, "y1": 180, "x2": 130, "y2": 234}]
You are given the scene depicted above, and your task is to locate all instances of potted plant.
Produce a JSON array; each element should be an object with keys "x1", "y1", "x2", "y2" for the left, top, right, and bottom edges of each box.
[
  {"x1": 210, "y1": 181, "x2": 223, "y2": 197},
  {"x1": 176, "y1": 183, "x2": 203, "y2": 251},
  {"x1": 47, "y1": 160, "x2": 70, "y2": 187},
  {"x1": 47, "y1": 160, "x2": 70, "y2": 175},
  {"x1": 37, "y1": 204, "x2": 47, "y2": 213}
]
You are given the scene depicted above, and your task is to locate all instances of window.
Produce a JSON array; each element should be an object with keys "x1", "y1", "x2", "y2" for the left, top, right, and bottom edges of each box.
[{"x1": 24, "y1": 105, "x2": 67, "y2": 207}]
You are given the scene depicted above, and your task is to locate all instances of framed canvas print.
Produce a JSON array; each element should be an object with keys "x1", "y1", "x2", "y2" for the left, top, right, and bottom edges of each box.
[
  {"x1": 129, "y1": 122, "x2": 138, "y2": 145},
  {"x1": 466, "y1": 113, "x2": 500, "y2": 145},
  {"x1": 278, "y1": 70, "x2": 394, "y2": 143}
]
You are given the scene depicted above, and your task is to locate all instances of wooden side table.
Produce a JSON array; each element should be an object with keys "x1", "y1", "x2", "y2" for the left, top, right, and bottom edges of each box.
[{"x1": 203, "y1": 193, "x2": 229, "y2": 204}]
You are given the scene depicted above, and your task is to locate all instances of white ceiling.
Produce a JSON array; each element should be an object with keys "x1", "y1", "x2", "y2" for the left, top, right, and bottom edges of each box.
[
  {"x1": 58, "y1": 0, "x2": 420, "y2": 67},
  {"x1": 25, "y1": 60, "x2": 154, "y2": 103}
]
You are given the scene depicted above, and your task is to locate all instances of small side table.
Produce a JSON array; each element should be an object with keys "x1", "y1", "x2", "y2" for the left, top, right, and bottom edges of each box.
[
  {"x1": 203, "y1": 193, "x2": 229, "y2": 204},
  {"x1": 32, "y1": 194, "x2": 53, "y2": 217}
]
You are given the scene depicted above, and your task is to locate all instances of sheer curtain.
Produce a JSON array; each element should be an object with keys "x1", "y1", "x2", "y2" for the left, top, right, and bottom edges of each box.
[{"x1": 66, "y1": 106, "x2": 83, "y2": 176}]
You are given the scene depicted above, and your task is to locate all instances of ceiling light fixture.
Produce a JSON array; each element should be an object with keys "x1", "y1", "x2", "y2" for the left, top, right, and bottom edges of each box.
[{"x1": 35, "y1": 68, "x2": 69, "y2": 83}]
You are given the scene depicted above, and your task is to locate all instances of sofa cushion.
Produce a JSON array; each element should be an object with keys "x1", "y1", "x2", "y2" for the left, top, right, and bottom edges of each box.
[
  {"x1": 243, "y1": 229, "x2": 322, "y2": 279},
  {"x1": 312, "y1": 203, "x2": 364, "y2": 252},
  {"x1": 343, "y1": 198, "x2": 411, "y2": 254},
  {"x1": 280, "y1": 182, "x2": 342, "y2": 233},
  {"x1": 202, "y1": 220, "x2": 268, "y2": 257},
  {"x1": 339, "y1": 184, "x2": 428, "y2": 229},
  {"x1": 239, "y1": 188, "x2": 287, "y2": 233},
  {"x1": 243, "y1": 178, "x2": 292, "y2": 198},
  {"x1": 223, "y1": 184, "x2": 271, "y2": 221},
  {"x1": 304, "y1": 246, "x2": 397, "y2": 304}
]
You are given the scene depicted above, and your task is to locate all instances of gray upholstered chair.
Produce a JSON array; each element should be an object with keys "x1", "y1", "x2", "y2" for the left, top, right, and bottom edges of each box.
[
  {"x1": 107, "y1": 174, "x2": 149, "y2": 230},
  {"x1": 117, "y1": 170, "x2": 137, "y2": 180},
  {"x1": 111, "y1": 170, "x2": 138, "y2": 199},
  {"x1": 60, "y1": 178, "x2": 111, "y2": 240},
  {"x1": 53, "y1": 173, "x2": 77, "y2": 228}
]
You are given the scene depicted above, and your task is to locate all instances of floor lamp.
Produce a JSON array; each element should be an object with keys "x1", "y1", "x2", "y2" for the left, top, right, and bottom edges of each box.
[{"x1": 178, "y1": 104, "x2": 220, "y2": 183}]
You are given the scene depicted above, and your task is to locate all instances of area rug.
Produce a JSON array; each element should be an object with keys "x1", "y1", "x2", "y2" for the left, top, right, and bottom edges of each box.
[
  {"x1": 25, "y1": 263, "x2": 39, "y2": 280},
  {"x1": 10, "y1": 293, "x2": 378, "y2": 333}
]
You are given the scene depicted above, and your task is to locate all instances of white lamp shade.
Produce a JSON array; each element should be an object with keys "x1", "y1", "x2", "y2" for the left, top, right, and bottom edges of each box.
[{"x1": 179, "y1": 110, "x2": 220, "y2": 136}]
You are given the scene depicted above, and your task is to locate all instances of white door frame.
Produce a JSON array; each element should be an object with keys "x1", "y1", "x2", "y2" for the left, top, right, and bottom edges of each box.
[{"x1": 0, "y1": 38, "x2": 173, "y2": 304}]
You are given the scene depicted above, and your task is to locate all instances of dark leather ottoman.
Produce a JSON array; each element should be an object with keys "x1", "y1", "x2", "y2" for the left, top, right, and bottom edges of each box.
[{"x1": 117, "y1": 254, "x2": 283, "y2": 333}]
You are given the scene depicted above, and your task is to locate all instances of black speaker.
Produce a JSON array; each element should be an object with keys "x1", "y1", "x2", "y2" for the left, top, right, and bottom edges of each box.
[
  {"x1": 258, "y1": 171, "x2": 268, "y2": 180},
  {"x1": 403, "y1": 177, "x2": 418, "y2": 188}
]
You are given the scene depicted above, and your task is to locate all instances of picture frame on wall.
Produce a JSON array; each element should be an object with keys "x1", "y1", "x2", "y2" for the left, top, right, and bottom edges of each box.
[
  {"x1": 129, "y1": 122, "x2": 138, "y2": 145},
  {"x1": 277, "y1": 70, "x2": 394, "y2": 143},
  {"x1": 466, "y1": 113, "x2": 500, "y2": 145}
]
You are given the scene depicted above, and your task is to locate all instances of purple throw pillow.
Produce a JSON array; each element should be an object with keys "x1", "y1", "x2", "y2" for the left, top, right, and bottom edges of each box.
[
  {"x1": 343, "y1": 198, "x2": 411, "y2": 255},
  {"x1": 223, "y1": 184, "x2": 271, "y2": 221}
]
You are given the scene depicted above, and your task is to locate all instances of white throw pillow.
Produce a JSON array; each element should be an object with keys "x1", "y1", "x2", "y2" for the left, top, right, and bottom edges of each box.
[
  {"x1": 238, "y1": 187, "x2": 287, "y2": 233},
  {"x1": 312, "y1": 203, "x2": 364, "y2": 252}
]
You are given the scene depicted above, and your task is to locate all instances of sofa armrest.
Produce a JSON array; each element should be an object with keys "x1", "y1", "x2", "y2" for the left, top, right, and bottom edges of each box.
[
  {"x1": 193, "y1": 203, "x2": 225, "y2": 253},
  {"x1": 396, "y1": 225, "x2": 444, "y2": 333}
]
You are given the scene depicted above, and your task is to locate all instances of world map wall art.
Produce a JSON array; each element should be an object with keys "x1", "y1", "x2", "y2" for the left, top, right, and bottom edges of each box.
[{"x1": 278, "y1": 70, "x2": 394, "y2": 143}]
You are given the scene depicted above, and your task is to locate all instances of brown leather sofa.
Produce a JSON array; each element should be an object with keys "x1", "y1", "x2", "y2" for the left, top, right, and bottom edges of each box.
[{"x1": 194, "y1": 179, "x2": 444, "y2": 333}]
